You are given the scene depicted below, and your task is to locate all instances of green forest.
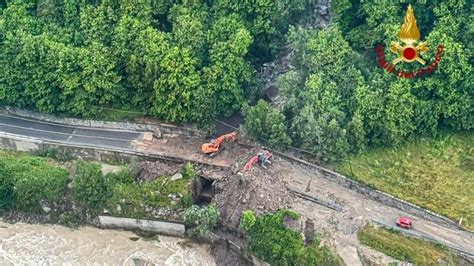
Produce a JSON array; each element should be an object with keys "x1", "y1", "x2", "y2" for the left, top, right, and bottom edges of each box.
[{"x1": 0, "y1": 0, "x2": 472, "y2": 159}]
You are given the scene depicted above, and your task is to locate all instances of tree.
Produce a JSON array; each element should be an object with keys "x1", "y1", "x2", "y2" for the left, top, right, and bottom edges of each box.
[
  {"x1": 183, "y1": 204, "x2": 220, "y2": 239},
  {"x1": 242, "y1": 100, "x2": 291, "y2": 148},
  {"x1": 280, "y1": 26, "x2": 365, "y2": 159},
  {"x1": 13, "y1": 158, "x2": 68, "y2": 213},
  {"x1": 151, "y1": 47, "x2": 201, "y2": 122},
  {"x1": 71, "y1": 161, "x2": 115, "y2": 215}
]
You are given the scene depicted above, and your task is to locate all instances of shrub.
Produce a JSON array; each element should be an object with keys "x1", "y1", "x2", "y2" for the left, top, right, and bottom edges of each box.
[
  {"x1": 181, "y1": 162, "x2": 196, "y2": 179},
  {"x1": 244, "y1": 209, "x2": 303, "y2": 265},
  {"x1": 106, "y1": 175, "x2": 193, "y2": 218},
  {"x1": 184, "y1": 204, "x2": 219, "y2": 239},
  {"x1": 106, "y1": 183, "x2": 150, "y2": 219},
  {"x1": 0, "y1": 160, "x2": 15, "y2": 210},
  {"x1": 71, "y1": 161, "x2": 115, "y2": 215},
  {"x1": 242, "y1": 209, "x2": 341, "y2": 265},
  {"x1": 242, "y1": 100, "x2": 291, "y2": 148},
  {"x1": 0, "y1": 152, "x2": 68, "y2": 212},
  {"x1": 13, "y1": 160, "x2": 68, "y2": 213},
  {"x1": 240, "y1": 210, "x2": 257, "y2": 232},
  {"x1": 58, "y1": 211, "x2": 82, "y2": 228},
  {"x1": 297, "y1": 236, "x2": 342, "y2": 266},
  {"x1": 106, "y1": 168, "x2": 135, "y2": 184}
]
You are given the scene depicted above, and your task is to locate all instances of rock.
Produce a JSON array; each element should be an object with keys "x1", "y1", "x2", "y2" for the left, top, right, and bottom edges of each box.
[
  {"x1": 143, "y1": 132, "x2": 154, "y2": 142},
  {"x1": 171, "y1": 173, "x2": 183, "y2": 181},
  {"x1": 153, "y1": 128, "x2": 162, "y2": 139},
  {"x1": 133, "y1": 258, "x2": 155, "y2": 266},
  {"x1": 101, "y1": 164, "x2": 122, "y2": 176},
  {"x1": 283, "y1": 215, "x2": 302, "y2": 232},
  {"x1": 42, "y1": 206, "x2": 51, "y2": 214},
  {"x1": 304, "y1": 219, "x2": 315, "y2": 245},
  {"x1": 339, "y1": 246, "x2": 362, "y2": 266}
]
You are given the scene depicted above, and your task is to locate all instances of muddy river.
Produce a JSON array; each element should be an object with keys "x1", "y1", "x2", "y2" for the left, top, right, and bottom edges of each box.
[{"x1": 0, "y1": 221, "x2": 215, "y2": 265}]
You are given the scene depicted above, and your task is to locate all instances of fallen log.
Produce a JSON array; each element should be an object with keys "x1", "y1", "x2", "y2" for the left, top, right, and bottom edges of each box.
[{"x1": 288, "y1": 187, "x2": 344, "y2": 212}]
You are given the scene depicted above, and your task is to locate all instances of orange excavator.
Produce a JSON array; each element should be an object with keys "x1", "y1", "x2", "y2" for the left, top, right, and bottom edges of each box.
[{"x1": 201, "y1": 132, "x2": 237, "y2": 157}]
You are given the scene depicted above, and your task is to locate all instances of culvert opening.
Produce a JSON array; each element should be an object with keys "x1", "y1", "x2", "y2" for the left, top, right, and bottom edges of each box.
[{"x1": 197, "y1": 177, "x2": 214, "y2": 205}]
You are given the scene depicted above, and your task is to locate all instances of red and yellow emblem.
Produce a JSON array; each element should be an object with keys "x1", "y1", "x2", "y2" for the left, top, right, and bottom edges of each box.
[
  {"x1": 375, "y1": 4, "x2": 443, "y2": 79},
  {"x1": 390, "y1": 4, "x2": 428, "y2": 65}
]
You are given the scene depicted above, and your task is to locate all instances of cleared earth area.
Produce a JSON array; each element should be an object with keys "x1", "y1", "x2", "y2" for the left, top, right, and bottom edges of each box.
[{"x1": 336, "y1": 132, "x2": 474, "y2": 230}]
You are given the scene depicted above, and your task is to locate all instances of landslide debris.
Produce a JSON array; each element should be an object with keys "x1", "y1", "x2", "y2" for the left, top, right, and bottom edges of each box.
[
  {"x1": 137, "y1": 161, "x2": 183, "y2": 182},
  {"x1": 213, "y1": 154, "x2": 292, "y2": 230}
]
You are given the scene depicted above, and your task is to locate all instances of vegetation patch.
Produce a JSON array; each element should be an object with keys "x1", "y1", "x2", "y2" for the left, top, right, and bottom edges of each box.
[
  {"x1": 0, "y1": 149, "x2": 196, "y2": 224},
  {"x1": 184, "y1": 204, "x2": 220, "y2": 239},
  {"x1": 0, "y1": 151, "x2": 68, "y2": 212},
  {"x1": 336, "y1": 132, "x2": 474, "y2": 230},
  {"x1": 240, "y1": 209, "x2": 341, "y2": 265},
  {"x1": 357, "y1": 224, "x2": 459, "y2": 265}
]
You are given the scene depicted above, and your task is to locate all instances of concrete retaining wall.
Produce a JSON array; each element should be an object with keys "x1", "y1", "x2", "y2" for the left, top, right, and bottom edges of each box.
[
  {"x1": 99, "y1": 216, "x2": 185, "y2": 237},
  {"x1": 273, "y1": 150, "x2": 468, "y2": 232},
  {"x1": 5, "y1": 107, "x2": 205, "y2": 138}
]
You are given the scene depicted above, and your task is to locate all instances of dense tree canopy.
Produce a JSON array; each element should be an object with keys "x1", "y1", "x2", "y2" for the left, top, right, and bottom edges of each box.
[
  {"x1": 0, "y1": 1, "x2": 472, "y2": 160},
  {"x1": 0, "y1": 0, "x2": 308, "y2": 122},
  {"x1": 274, "y1": 1, "x2": 473, "y2": 160}
]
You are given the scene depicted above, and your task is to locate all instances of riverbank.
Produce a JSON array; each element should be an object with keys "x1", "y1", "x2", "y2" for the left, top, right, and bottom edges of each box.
[{"x1": 0, "y1": 220, "x2": 215, "y2": 265}]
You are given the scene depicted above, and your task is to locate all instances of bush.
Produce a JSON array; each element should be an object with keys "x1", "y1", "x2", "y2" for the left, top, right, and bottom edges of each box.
[
  {"x1": 58, "y1": 211, "x2": 82, "y2": 228},
  {"x1": 242, "y1": 100, "x2": 291, "y2": 148},
  {"x1": 243, "y1": 209, "x2": 303, "y2": 265},
  {"x1": 106, "y1": 175, "x2": 193, "y2": 218},
  {"x1": 240, "y1": 210, "x2": 257, "y2": 232},
  {"x1": 14, "y1": 166, "x2": 68, "y2": 213},
  {"x1": 297, "y1": 236, "x2": 341, "y2": 266},
  {"x1": 71, "y1": 161, "x2": 115, "y2": 215},
  {"x1": 241, "y1": 209, "x2": 341, "y2": 266},
  {"x1": 0, "y1": 152, "x2": 68, "y2": 212},
  {"x1": 181, "y1": 162, "x2": 196, "y2": 180},
  {"x1": 106, "y1": 183, "x2": 150, "y2": 219},
  {"x1": 183, "y1": 204, "x2": 219, "y2": 239},
  {"x1": 106, "y1": 168, "x2": 135, "y2": 184},
  {"x1": 0, "y1": 160, "x2": 15, "y2": 210}
]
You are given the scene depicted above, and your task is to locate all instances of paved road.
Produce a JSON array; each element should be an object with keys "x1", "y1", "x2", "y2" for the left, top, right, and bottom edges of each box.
[{"x1": 0, "y1": 114, "x2": 142, "y2": 150}]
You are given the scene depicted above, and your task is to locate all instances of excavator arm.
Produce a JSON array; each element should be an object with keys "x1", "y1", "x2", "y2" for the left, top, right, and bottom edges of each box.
[
  {"x1": 240, "y1": 150, "x2": 272, "y2": 174},
  {"x1": 201, "y1": 131, "x2": 237, "y2": 155}
]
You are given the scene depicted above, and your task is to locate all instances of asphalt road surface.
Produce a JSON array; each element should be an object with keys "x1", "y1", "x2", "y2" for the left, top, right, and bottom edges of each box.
[{"x1": 0, "y1": 114, "x2": 142, "y2": 150}]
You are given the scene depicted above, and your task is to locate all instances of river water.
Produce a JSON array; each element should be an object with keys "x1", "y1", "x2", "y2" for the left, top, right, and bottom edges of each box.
[{"x1": 0, "y1": 221, "x2": 215, "y2": 265}]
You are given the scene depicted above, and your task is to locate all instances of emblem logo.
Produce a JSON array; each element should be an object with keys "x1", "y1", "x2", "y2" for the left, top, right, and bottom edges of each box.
[{"x1": 375, "y1": 5, "x2": 443, "y2": 79}]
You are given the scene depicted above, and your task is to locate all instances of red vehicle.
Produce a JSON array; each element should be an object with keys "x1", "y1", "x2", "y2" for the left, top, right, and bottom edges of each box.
[{"x1": 396, "y1": 217, "x2": 412, "y2": 229}]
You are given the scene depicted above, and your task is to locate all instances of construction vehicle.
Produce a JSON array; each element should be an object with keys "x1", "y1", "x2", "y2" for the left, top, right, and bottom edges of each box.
[
  {"x1": 239, "y1": 150, "x2": 272, "y2": 175},
  {"x1": 201, "y1": 131, "x2": 237, "y2": 157}
]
